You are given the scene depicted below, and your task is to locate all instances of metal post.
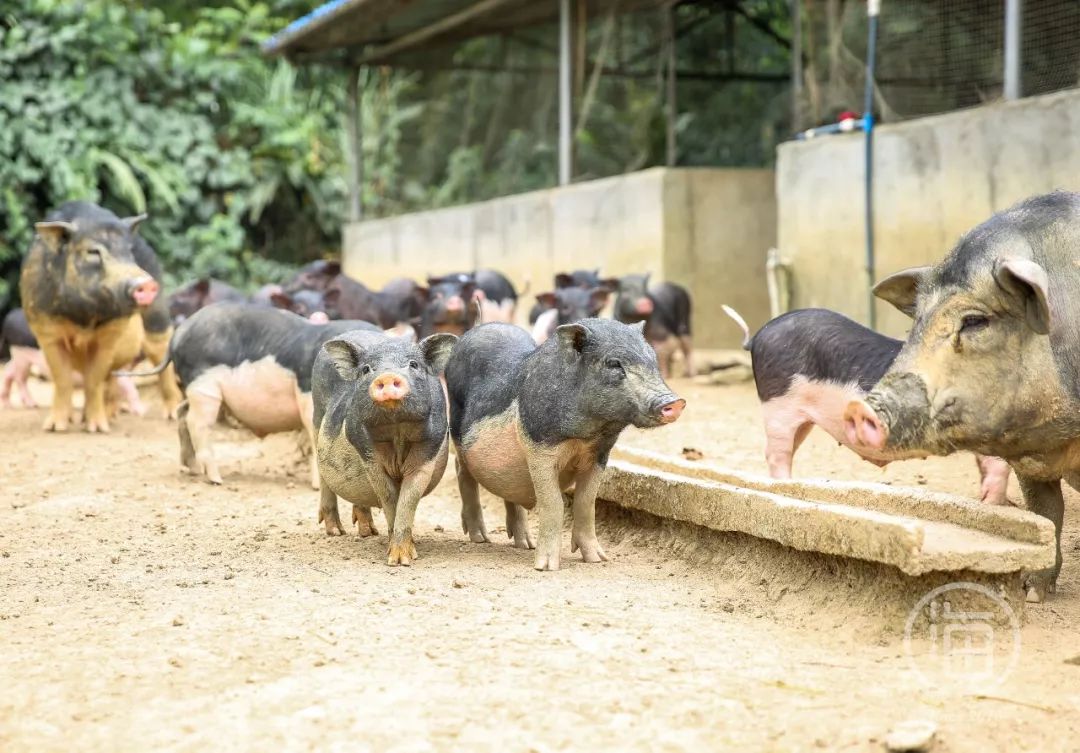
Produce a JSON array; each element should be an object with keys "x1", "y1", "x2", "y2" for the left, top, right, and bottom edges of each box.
[
  {"x1": 345, "y1": 65, "x2": 363, "y2": 222},
  {"x1": 864, "y1": 0, "x2": 879, "y2": 329},
  {"x1": 665, "y1": 4, "x2": 677, "y2": 167},
  {"x1": 791, "y1": 0, "x2": 802, "y2": 131},
  {"x1": 558, "y1": 0, "x2": 573, "y2": 185},
  {"x1": 1004, "y1": 0, "x2": 1022, "y2": 100}
]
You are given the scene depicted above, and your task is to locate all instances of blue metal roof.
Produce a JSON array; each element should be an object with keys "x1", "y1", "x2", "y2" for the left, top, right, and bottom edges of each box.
[{"x1": 262, "y1": 0, "x2": 365, "y2": 56}]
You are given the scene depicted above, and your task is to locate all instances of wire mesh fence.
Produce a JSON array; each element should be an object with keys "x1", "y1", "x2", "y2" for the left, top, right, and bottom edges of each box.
[{"x1": 798, "y1": 0, "x2": 1080, "y2": 128}]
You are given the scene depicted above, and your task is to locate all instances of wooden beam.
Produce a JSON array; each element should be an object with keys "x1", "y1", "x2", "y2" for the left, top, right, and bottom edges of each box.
[{"x1": 354, "y1": 0, "x2": 523, "y2": 65}]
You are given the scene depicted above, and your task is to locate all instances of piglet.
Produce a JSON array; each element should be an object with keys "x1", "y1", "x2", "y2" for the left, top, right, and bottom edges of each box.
[
  {"x1": 313, "y1": 329, "x2": 456, "y2": 566},
  {"x1": 722, "y1": 305, "x2": 1011, "y2": 503},
  {"x1": 446, "y1": 319, "x2": 685, "y2": 571}
]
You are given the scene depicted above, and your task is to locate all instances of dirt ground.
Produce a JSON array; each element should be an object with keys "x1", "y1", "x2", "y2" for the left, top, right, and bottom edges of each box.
[{"x1": 2, "y1": 374, "x2": 1079, "y2": 752}]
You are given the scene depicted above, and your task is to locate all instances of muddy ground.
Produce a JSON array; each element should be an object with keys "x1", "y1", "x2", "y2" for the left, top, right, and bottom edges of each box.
[{"x1": 2, "y1": 375, "x2": 1079, "y2": 752}]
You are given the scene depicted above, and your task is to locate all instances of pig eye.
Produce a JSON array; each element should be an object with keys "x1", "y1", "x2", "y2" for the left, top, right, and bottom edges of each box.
[
  {"x1": 360, "y1": 365, "x2": 372, "y2": 376},
  {"x1": 408, "y1": 360, "x2": 420, "y2": 370},
  {"x1": 960, "y1": 314, "x2": 990, "y2": 334},
  {"x1": 86, "y1": 247, "x2": 103, "y2": 263},
  {"x1": 605, "y1": 358, "x2": 624, "y2": 372}
]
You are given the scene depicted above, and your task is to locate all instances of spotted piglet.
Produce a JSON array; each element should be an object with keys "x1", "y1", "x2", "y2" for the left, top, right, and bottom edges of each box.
[
  {"x1": 722, "y1": 305, "x2": 1011, "y2": 503},
  {"x1": 312, "y1": 329, "x2": 456, "y2": 565}
]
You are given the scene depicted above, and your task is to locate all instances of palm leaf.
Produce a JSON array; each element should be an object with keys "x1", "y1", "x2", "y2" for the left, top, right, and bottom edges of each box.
[{"x1": 89, "y1": 148, "x2": 146, "y2": 214}]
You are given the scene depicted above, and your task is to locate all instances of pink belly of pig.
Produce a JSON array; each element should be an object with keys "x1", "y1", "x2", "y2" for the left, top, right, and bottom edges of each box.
[{"x1": 215, "y1": 358, "x2": 303, "y2": 436}]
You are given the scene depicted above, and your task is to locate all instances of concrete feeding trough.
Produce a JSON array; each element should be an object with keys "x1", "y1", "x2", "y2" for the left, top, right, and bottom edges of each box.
[{"x1": 599, "y1": 447, "x2": 1056, "y2": 579}]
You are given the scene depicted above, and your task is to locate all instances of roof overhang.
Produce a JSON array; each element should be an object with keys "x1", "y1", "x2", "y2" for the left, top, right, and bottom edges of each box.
[{"x1": 264, "y1": 0, "x2": 674, "y2": 64}]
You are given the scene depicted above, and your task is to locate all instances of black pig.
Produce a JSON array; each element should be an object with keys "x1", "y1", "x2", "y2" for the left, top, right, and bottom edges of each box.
[
  {"x1": 445, "y1": 319, "x2": 685, "y2": 570},
  {"x1": 313, "y1": 329, "x2": 456, "y2": 566}
]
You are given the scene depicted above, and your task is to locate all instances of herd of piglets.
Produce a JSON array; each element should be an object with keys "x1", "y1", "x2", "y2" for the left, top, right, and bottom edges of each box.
[{"x1": 5, "y1": 194, "x2": 1078, "y2": 594}]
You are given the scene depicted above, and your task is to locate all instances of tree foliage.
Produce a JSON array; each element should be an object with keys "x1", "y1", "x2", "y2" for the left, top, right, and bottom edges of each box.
[{"x1": 0, "y1": 0, "x2": 350, "y2": 304}]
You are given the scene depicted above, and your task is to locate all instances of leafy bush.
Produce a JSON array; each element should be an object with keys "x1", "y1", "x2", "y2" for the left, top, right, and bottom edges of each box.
[{"x1": 0, "y1": 0, "x2": 346, "y2": 303}]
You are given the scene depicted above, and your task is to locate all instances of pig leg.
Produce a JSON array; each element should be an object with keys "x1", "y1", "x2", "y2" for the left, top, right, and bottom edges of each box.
[
  {"x1": 761, "y1": 400, "x2": 812, "y2": 479},
  {"x1": 82, "y1": 346, "x2": 118, "y2": 433},
  {"x1": 0, "y1": 361, "x2": 16, "y2": 408},
  {"x1": 352, "y1": 506, "x2": 379, "y2": 537},
  {"x1": 387, "y1": 442, "x2": 447, "y2": 565},
  {"x1": 176, "y1": 401, "x2": 197, "y2": 473},
  {"x1": 1017, "y1": 475, "x2": 1064, "y2": 603},
  {"x1": 319, "y1": 483, "x2": 346, "y2": 536},
  {"x1": 504, "y1": 501, "x2": 534, "y2": 549},
  {"x1": 526, "y1": 451, "x2": 565, "y2": 571},
  {"x1": 184, "y1": 384, "x2": 225, "y2": 485},
  {"x1": 295, "y1": 389, "x2": 320, "y2": 491},
  {"x1": 38, "y1": 339, "x2": 75, "y2": 432},
  {"x1": 570, "y1": 464, "x2": 608, "y2": 563},
  {"x1": 679, "y1": 335, "x2": 694, "y2": 378},
  {"x1": 457, "y1": 456, "x2": 490, "y2": 543},
  {"x1": 976, "y1": 455, "x2": 1012, "y2": 506},
  {"x1": 116, "y1": 376, "x2": 146, "y2": 416},
  {"x1": 143, "y1": 328, "x2": 181, "y2": 420},
  {"x1": 16, "y1": 367, "x2": 37, "y2": 409}
]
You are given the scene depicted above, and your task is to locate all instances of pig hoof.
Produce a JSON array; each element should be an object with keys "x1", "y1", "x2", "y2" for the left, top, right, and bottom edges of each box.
[
  {"x1": 43, "y1": 415, "x2": 69, "y2": 432},
  {"x1": 352, "y1": 507, "x2": 379, "y2": 537},
  {"x1": 511, "y1": 531, "x2": 536, "y2": 550},
  {"x1": 386, "y1": 537, "x2": 418, "y2": 566},
  {"x1": 571, "y1": 536, "x2": 609, "y2": 563},
  {"x1": 321, "y1": 518, "x2": 345, "y2": 536},
  {"x1": 1024, "y1": 571, "x2": 1057, "y2": 603},
  {"x1": 533, "y1": 551, "x2": 561, "y2": 571},
  {"x1": 86, "y1": 419, "x2": 111, "y2": 434},
  {"x1": 462, "y1": 515, "x2": 490, "y2": 543}
]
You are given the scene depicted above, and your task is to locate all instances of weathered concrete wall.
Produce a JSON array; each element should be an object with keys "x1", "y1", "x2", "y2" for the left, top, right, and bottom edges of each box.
[
  {"x1": 343, "y1": 167, "x2": 776, "y2": 349},
  {"x1": 777, "y1": 87, "x2": 1080, "y2": 338}
]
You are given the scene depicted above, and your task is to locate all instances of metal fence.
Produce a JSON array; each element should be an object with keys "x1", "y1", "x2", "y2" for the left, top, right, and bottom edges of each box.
[{"x1": 798, "y1": 0, "x2": 1080, "y2": 129}]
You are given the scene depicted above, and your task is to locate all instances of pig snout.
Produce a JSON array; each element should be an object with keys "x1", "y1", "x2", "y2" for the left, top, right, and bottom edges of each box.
[
  {"x1": 843, "y1": 399, "x2": 889, "y2": 450},
  {"x1": 369, "y1": 372, "x2": 410, "y2": 405},
  {"x1": 445, "y1": 296, "x2": 465, "y2": 313},
  {"x1": 656, "y1": 396, "x2": 686, "y2": 424},
  {"x1": 128, "y1": 277, "x2": 159, "y2": 307},
  {"x1": 309, "y1": 311, "x2": 330, "y2": 324},
  {"x1": 635, "y1": 298, "x2": 654, "y2": 316}
]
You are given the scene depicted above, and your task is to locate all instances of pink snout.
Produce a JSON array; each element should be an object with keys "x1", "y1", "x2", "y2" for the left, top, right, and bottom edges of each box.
[
  {"x1": 130, "y1": 277, "x2": 159, "y2": 307},
  {"x1": 843, "y1": 400, "x2": 888, "y2": 450},
  {"x1": 635, "y1": 298, "x2": 654, "y2": 315},
  {"x1": 369, "y1": 372, "x2": 410, "y2": 405},
  {"x1": 659, "y1": 398, "x2": 686, "y2": 424},
  {"x1": 309, "y1": 311, "x2": 330, "y2": 324},
  {"x1": 445, "y1": 296, "x2": 465, "y2": 313}
]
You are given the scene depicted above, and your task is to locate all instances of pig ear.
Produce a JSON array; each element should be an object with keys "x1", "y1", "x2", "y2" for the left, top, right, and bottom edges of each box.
[
  {"x1": 589, "y1": 287, "x2": 610, "y2": 312},
  {"x1": 193, "y1": 278, "x2": 212, "y2": 295},
  {"x1": 34, "y1": 221, "x2": 77, "y2": 252},
  {"x1": 322, "y1": 288, "x2": 341, "y2": 307},
  {"x1": 536, "y1": 292, "x2": 558, "y2": 307},
  {"x1": 554, "y1": 273, "x2": 573, "y2": 289},
  {"x1": 419, "y1": 333, "x2": 457, "y2": 374},
  {"x1": 556, "y1": 323, "x2": 588, "y2": 353},
  {"x1": 631, "y1": 320, "x2": 646, "y2": 335},
  {"x1": 598, "y1": 277, "x2": 620, "y2": 293},
  {"x1": 873, "y1": 266, "x2": 930, "y2": 317},
  {"x1": 121, "y1": 214, "x2": 148, "y2": 235},
  {"x1": 995, "y1": 258, "x2": 1051, "y2": 335},
  {"x1": 323, "y1": 338, "x2": 365, "y2": 380},
  {"x1": 270, "y1": 292, "x2": 293, "y2": 310},
  {"x1": 323, "y1": 261, "x2": 342, "y2": 277}
]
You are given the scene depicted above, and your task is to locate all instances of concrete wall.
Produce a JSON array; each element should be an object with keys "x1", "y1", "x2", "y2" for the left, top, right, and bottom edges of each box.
[
  {"x1": 343, "y1": 167, "x2": 776, "y2": 349},
  {"x1": 777, "y1": 87, "x2": 1080, "y2": 338}
]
